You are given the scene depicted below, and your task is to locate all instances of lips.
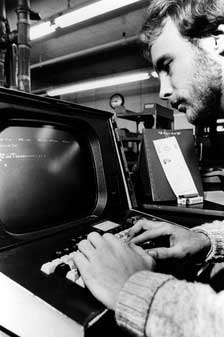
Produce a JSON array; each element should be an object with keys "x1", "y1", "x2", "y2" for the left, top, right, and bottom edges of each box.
[
  {"x1": 171, "y1": 100, "x2": 186, "y2": 113},
  {"x1": 177, "y1": 104, "x2": 186, "y2": 113}
]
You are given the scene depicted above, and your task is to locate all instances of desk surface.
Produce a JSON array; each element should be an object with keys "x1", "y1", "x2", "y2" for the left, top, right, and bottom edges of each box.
[
  {"x1": 117, "y1": 112, "x2": 154, "y2": 122},
  {"x1": 140, "y1": 200, "x2": 224, "y2": 227}
]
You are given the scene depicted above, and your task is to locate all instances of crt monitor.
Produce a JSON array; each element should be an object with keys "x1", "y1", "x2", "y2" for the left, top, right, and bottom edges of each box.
[{"x1": 0, "y1": 88, "x2": 130, "y2": 246}]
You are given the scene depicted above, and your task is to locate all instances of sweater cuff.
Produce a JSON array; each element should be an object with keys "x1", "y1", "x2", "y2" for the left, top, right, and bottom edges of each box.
[
  {"x1": 193, "y1": 221, "x2": 224, "y2": 262},
  {"x1": 115, "y1": 271, "x2": 174, "y2": 337}
]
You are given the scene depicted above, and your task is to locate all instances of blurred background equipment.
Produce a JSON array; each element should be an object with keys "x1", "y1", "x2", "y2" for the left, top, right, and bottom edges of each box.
[
  {"x1": 0, "y1": 0, "x2": 40, "y2": 92},
  {"x1": 110, "y1": 96, "x2": 174, "y2": 188},
  {"x1": 195, "y1": 118, "x2": 224, "y2": 191}
]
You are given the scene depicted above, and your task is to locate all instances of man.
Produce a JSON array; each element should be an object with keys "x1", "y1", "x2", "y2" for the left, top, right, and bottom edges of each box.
[{"x1": 73, "y1": 1, "x2": 224, "y2": 336}]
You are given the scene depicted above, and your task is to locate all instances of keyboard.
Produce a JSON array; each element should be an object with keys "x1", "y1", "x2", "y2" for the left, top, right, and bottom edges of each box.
[
  {"x1": 40, "y1": 217, "x2": 167, "y2": 288},
  {"x1": 40, "y1": 220, "x2": 132, "y2": 287}
]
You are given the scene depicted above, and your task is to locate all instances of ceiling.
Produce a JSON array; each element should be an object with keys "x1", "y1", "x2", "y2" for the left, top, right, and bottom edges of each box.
[{"x1": 5, "y1": 0, "x2": 153, "y2": 94}]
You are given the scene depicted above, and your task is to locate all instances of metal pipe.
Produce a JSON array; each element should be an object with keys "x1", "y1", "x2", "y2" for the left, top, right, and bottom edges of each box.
[
  {"x1": 31, "y1": 36, "x2": 139, "y2": 69},
  {"x1": 9, "y1": 43, "x2": 18, "y2": 89},
  {"x1": 0, "y1": 0, "x2": 6, "y2": 19},
  {"x1": 16, "y1": 0, "x2": 31, "y2": 92},
  {"x1": 0, "y1": 0, "x2": 7, "y2": 87}
]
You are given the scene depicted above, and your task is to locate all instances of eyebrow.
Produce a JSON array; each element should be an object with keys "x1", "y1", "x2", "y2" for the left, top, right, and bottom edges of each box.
[{"x1": 154, "y1": 54, "x2": 172, "y2": 72}]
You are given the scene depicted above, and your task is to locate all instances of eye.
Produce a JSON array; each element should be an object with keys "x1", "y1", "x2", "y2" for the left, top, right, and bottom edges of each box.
[{"x1": 164, "y1": 60, "x2": 172, "y2": 74}]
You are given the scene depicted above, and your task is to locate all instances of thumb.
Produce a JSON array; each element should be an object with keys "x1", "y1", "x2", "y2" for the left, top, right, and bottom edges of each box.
[
  {"x1": 146, "y1": 247, "x2": 177, "y2": 260},
  {"x1": 130, "y1": 243, "x2": 157, "y2": 270}
]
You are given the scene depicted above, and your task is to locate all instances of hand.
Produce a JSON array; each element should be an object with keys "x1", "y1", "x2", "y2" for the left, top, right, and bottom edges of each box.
[
  {"x1": 72, "y1": 232, "x2": 156, "y2": 310},
  {"x1": 128, "y1": 219, "x2": 211, "y2": 262}
]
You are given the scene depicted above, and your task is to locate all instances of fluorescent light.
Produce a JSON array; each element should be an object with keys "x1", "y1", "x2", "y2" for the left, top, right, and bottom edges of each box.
[
  {"x1": 30, "y1": 21, "x2": 57, "y2": 40},
  {"x1": 47, "y1": 70, "x2": 150, "y2": 96},
  {"x1": 30, "y1": 0, "x2": 141, "y2": 40},
  {"x1": 55, "y1": 0, "x2": 141, "y2": 28}
]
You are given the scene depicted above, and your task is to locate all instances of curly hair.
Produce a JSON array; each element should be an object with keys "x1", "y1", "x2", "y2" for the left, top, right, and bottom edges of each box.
[{"x1": 141, "y1": 0, "x2": 224, "y2": 50}]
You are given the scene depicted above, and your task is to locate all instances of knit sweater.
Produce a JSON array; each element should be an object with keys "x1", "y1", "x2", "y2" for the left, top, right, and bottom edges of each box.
[{"x1": 115, "y1": 220, "x2": 224, "y2": 337}]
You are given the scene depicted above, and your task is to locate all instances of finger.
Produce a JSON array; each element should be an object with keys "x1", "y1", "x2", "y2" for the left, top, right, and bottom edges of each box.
[
  {"x1": 102, "y1": 232, "x2": 128, "y2": 254},
  {"x1": 102, "y1": 232, "x2": 126, "y2": 250},
  {"x1": 129, "y1": 242, "x2": 155, "y2": 261},
  {"x1": 87, "y1": 231, "x2": 103, "y2": 248},
  {"x1": 129, "y1": 243, "x2": 157, "y2": 270},
  {"x1": 72, "y1": 251, "x2": 89, "y2": 285},
  {"x1": 131, "y1": 226, "x2": 171, "y2": 244},
  {"x1": 72, "y1": 251, "x2": 88, "y2": 272},
  {"x1": 103, "y1": 232, "x2": 121, "y2": 244},
  {"x1": 129, "y1": 242, "x2": 146, "y2": 256},
  {"x1": 78, "y1": 239, "x2": 95, "y2": 259},
  {"x1": 134, "y1": 219, "x2": 166, "y2": 230},
  {"x1": 129, "y1": 220, "x2": 169, "y2": 239},
  {"x1": 128, "y1": 220, "x2": 154, "y2": 237}
]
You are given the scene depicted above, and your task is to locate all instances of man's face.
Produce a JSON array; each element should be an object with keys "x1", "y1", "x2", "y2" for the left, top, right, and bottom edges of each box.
[{"x1": 151, "y1": 17, "x2": 222, "y2": 125}]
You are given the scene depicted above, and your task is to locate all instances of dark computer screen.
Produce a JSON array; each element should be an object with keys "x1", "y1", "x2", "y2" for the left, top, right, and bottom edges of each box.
[{"x1": 0, "y1": 123, "x2": 97, "y2": 234}]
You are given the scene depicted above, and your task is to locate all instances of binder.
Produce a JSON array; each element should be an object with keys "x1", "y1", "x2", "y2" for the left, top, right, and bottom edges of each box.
[{"x1": 135, "y1": 128, "x2": 204, "y2": 202}]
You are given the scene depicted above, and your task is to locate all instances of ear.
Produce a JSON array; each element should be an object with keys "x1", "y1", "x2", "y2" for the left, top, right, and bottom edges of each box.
[
  {"x1": 213, "y1": 24, "x2": 224, "y2": 55},
  {"x1": 199, "y1": 24, "x2": 224, "y2": 56}
]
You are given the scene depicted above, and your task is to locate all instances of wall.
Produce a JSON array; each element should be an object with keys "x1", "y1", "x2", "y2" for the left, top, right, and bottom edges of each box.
[{"x1": 62, "y1": 77, "x2": 193, "y2": 132}]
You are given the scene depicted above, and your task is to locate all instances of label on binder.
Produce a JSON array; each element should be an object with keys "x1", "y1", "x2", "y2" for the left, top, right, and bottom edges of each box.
[{"x1": 153, "y1": 136, "x2": 198, "y2": 198}]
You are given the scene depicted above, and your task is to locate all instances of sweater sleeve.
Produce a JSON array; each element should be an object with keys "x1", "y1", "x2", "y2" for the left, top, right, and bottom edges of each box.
[
  {"x1": 193, "y1": 220, "x2": 224, "y2": 261},
  {"x1": 115, "y1": 270, "x2": 224, "y2": 337}
]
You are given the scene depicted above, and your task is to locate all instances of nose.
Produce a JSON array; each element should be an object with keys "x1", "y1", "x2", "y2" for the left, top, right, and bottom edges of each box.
[{"x1": 159, "y1": 73, "x2": 173, "y2": 100}]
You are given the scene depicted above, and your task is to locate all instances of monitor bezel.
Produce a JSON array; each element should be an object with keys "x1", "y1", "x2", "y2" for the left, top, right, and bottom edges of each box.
[{"x1": 0, "y1": 116, "x2": 107, "y2": 240}]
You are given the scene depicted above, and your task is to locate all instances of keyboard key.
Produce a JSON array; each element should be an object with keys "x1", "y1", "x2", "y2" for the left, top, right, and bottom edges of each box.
[
  {"x1": 54, "y1": 263, "x2": 71, "y2": 277},
  {"x1": 76, "y1": 277, "x2": 85, "y2": 288},
  {"x1": 40, "y1": 262, "x2": 53, "y2": 275},
  {"x1": 66, "y1": 269, "x2": 80, "y2": 283},
  {"x1": 59, "y1": 254, "x2": 70, "y2": 263},
  {"x1": 55, "y1": 250, "x2": 63, "y2": 258},
  {"x1": 63, "y1": 247, "x2": 70, "y2": 254}
]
